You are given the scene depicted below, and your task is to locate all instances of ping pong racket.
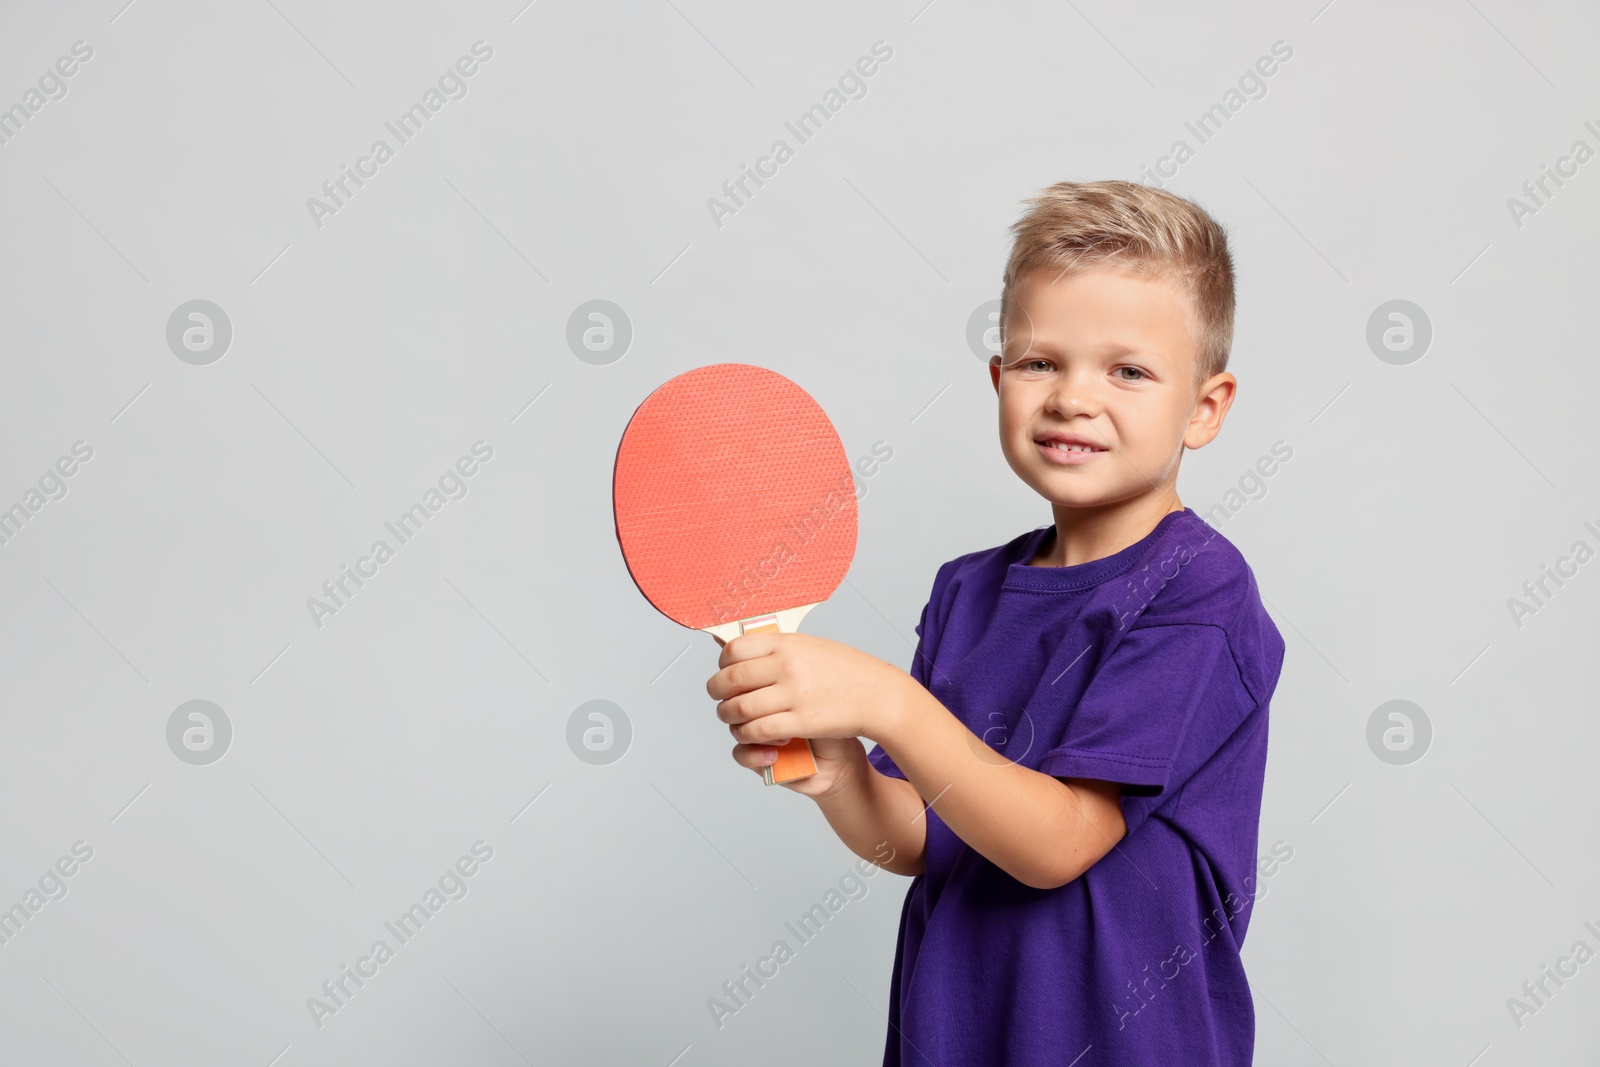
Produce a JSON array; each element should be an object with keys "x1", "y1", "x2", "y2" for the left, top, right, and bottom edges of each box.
[{"x1": 612, "y1": 363, "x2": 859, "y2": 785}]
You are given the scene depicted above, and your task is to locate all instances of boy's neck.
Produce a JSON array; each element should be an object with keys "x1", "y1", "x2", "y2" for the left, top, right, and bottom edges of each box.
[{"x1": 1030, "y1": 496, "x2": 1186, "y2": 569}]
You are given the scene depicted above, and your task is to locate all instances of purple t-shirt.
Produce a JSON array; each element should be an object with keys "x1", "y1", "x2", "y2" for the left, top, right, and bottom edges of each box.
[{"x1": 866, "y1": 507, "x2": 1286, "y2": 1066}]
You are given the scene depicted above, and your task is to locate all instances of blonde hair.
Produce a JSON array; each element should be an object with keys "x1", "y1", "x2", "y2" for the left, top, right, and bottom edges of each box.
[{"x1": 1001, "y1": 180, "x2": 1235, "y2": 387}]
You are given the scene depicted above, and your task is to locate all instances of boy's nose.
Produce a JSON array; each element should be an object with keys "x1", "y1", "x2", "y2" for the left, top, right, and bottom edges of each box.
[{"x1": 1044, "y1": 375, "x2": 1098, "y2": 417}]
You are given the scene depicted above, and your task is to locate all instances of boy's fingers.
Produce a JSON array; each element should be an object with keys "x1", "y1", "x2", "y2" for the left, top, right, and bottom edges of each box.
[
  {"x1": 730, "y1": 742, "x2": 779, "y2": 772},
  {"x1": 707, "y1": 654, "x2": 781, "y2": 701},
  {"x1": 728, "y1": 707, "x2": 803, "y2": 746},
  {"x1": 717, "y1": 630, "x2": 780, "y2": 667}
]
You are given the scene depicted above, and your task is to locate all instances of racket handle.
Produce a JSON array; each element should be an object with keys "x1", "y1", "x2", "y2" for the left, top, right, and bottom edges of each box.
[
  {"x1": 737, "y1": 613, "x2": 820, "y2": 786},
  {"x1": 762, "y1": 738, "x2": 818, "y2": 786}
]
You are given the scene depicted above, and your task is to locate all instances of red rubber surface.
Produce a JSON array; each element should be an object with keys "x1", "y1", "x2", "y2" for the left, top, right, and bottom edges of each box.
[{"x1": 613, "y1": 363, "x2": 858, "y2": 631}]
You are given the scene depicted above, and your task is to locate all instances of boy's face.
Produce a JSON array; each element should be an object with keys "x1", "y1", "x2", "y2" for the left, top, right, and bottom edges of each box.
[{"x1": 989, "y1": 265, "x2": 1231, "y2": 511}]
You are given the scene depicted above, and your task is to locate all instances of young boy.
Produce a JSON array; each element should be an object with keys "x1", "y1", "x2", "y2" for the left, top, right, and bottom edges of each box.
[{"x1": 705, "y1": 180, "x2": 1286, "y2": 1066}]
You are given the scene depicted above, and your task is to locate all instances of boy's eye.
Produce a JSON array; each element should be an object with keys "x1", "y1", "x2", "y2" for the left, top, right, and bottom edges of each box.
[
  {"x1": 1023, "y1": 359, "x2": 1052, "y2": 372},
  {"x1": 1116, "y1": 367, "x2": 1146, "y2": 381}
]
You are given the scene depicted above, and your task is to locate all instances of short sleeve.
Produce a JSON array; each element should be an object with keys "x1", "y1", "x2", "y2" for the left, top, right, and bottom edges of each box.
[{"x1": 1037, "y1": 623, "x2": 1231, "y2": 798}]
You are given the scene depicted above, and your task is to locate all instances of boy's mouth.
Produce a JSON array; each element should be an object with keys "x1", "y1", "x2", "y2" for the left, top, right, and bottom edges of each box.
[
  {"x1": 1035, "y1": 434, "x2": 1108, "y2": 452},
  {"x1": 1035, "y1": 434, "x2": 1108, "y2": 464}
]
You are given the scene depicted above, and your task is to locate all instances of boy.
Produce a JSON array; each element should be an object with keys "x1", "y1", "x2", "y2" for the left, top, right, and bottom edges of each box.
[{"x1": 705, "y1": 180, "x2": 1286, "y2": 1066}]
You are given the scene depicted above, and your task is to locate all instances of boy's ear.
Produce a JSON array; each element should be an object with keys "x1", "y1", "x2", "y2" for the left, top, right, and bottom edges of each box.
[
  {"x1": 1184, "y1": 372, "x2": 1237, "y2": 449},
  {"x1": 989, "y1": 355, "x2": 1001, "y2": 394}
]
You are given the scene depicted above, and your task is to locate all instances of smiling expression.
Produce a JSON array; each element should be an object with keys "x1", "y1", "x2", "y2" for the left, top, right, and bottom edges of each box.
[{"x1": 989, "y1": 265, "x2": 1224, "y2": 511}]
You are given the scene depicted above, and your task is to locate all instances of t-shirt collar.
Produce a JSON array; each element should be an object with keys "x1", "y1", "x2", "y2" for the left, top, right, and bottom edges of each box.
[{"x1": 1002, "y1": 508, "x2": 1192, "y2": 592}]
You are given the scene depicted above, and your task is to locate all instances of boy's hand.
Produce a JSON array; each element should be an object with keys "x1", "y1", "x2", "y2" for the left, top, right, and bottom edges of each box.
[
  {"x1": 729, "y1": 735, "x2": 869, "y2": 799},
  {"x1": 707, "y1": 632, "x2": 910, "y2": 791}
]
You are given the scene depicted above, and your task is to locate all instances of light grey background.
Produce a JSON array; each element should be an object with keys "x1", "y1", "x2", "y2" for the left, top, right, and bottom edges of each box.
[{"x1": 0, "y1": 0, "x2": 1595, "y2": 1063}]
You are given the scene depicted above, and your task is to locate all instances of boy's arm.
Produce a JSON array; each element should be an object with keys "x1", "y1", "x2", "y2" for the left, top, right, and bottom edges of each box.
[
  {"x1": 868, "y1": 676, "x2": 1128, "y2": 890},
  {"x1": 708, "y1": 632, "x2": 1127, "y2": 889},
  {"x1": 810, "y1": 743, "x2": 931, "y2": 877}
]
